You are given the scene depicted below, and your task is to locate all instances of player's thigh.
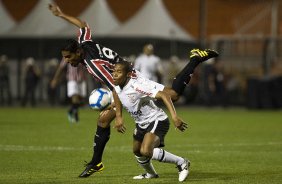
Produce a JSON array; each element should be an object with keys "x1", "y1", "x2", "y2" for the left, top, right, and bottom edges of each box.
[
  {"x1": 140, "y1": 133, "x2": 160, "y2": 157},
  {"x1": 98, "y1": 109, "x2": 116, "y2": 128},
  {"x1": 71, "y1": 94, "x2": 81, "y2": 104},
  {"x1": 133, "y1": 140, "x2": 142, "y2": 156}
]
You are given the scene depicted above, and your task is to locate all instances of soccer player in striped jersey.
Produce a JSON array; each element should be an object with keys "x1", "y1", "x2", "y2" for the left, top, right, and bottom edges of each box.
[
  {"x1": 112, "y1": 60, "x2": 189, "y2": 182},
  {"x1": 48, "y1": 3, "x2": 218, "y2": 178},
  {"x1": 51, "y1": 59, "x2": 87, "y2": 123}
]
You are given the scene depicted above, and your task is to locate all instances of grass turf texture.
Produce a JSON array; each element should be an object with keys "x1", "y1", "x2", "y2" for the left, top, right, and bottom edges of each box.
[{"x1": 0, "y1": 107, "x2": 282, "y2": 184}]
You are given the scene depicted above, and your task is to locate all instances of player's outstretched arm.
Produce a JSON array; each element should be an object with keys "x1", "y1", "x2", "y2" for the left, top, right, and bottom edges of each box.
[
  {"x1": 48, "y1": 3, "x2": 87, "y2": 28},
  {"x1": 50, "y1": 61, "x2": 64, "y2": 88},
  {"x1": 155, "y1": 91, "x2": 188, "y2": 132},
  {"x1": 112, "y1": 90, "x2": 126, "y2": 133}
]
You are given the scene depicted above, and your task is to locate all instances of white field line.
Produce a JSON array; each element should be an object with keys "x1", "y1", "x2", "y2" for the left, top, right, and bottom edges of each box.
[
  {"x1": 171, "y1": 141, "x2": 282, "y2": 148},
  {"x1": 0, "y1": 145, "x2": 87, "y2": 151},
  {"x1": 0, "y1": 142, "x2": 281, "y2": 152}
]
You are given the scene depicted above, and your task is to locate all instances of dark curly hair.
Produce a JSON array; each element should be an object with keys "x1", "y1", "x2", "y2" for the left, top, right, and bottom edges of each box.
[
  {"x1": 61, "y1": 39, "x2": 79, "y2": 52},
  {"x1": 116, "y1": 59, "x2": 133, "y2": 73}
]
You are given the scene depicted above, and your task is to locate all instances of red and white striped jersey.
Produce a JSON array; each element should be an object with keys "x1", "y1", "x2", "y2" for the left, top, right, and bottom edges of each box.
[
  {"x1": 59, "y1": 59, "x2": 86, "y2": 82},
  {"x1": 78, "y1": 26, "x2": 124, "y2": 90}
]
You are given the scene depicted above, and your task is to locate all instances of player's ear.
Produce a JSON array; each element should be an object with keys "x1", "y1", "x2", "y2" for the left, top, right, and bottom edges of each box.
[
  {"x1": 127, "y1": 72, "x2": 132, "y2": 78},
  {"x1": 76, "y1": 48, "x2": 82, "y2": 56}
]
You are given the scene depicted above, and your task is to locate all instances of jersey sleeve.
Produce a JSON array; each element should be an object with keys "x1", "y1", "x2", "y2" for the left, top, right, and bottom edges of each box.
[
  {"x1": 133, "y1": 77, "x2": 164, "y2": 98},
  {"x1": 78, "y1": 26, "x2": 92, "y2": 44}
]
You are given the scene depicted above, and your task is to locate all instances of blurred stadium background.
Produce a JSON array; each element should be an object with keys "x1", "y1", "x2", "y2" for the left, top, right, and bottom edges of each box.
[{"x1": 0, "y1": 0, "x2": 282, "y2": 109}]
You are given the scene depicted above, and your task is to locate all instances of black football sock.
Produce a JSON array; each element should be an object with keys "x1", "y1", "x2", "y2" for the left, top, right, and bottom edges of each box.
[
  {"x1": 172, "y1": 57, "x2": 199, "y2": 95},
  {"x1": 72, "y1": 103, "x2": 80, "y2": 122},
  {"x1": 68, "y1": 106, "x2": 73, "y2": 115},
  {"x1": 90, "y1": 126, "x2": 110, "y2": 165}
]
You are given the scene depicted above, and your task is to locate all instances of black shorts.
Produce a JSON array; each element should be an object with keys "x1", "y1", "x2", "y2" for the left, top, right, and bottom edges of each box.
[{"x1": 133, "y1": 118, "x2": 170, "y2": 147}]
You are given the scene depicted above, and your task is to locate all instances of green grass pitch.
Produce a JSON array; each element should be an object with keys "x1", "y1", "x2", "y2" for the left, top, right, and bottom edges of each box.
[{"x1": 0, "y1": 107, "x2": 282, "y2": 184}]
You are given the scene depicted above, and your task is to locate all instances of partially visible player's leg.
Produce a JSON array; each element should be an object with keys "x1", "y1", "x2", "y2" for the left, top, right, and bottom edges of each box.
[
  {"x1": 171, "y1": 48, "x2": 219, "y2": 97},
  {"x1": 67, "y1": 81, "x2": 81, "y2": 123},
  {"x1": 72, "y1": 80, "x2": 87, "y2": 122},
  {"x1": 133, "y1": 138, "x2": 159, "y2": 179},
  {"x1": 152, "y1": 148, "x2": 185, "y2": 165},
  {"x1": 91, "y1": 109, "x2": 115, "y2": 164},
  {"x1": 147, "y1": 118, "x2": 189, "y2": 182},
  {"x1": 152, "y1": 148, "x2": 190, "y2": 182},
  {"x1": 69, "y1": 94, "x2": 81, "y2": 123},
  {"x1": 79, "y1": 109, "x2": 115, "y2": 178}
]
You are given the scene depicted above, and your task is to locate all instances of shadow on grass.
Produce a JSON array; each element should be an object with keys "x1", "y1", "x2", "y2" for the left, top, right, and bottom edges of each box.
[
  {"x1": 101, "y1": 171, "x2": 235, "y2": 183},
  {"x1": 158, "y1": 171, "x2": 235, "y2": 182},
  {"x1": 188, "y1": 171, "x2": 235, "y2": 181}
]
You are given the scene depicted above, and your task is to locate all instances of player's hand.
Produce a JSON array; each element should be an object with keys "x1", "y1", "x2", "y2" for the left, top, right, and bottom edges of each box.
[
  {"x1": 173, "y1": 116, "x2": 188, "y2": 132},
  {"x1": 48, "y1": 3, "x2": 63, "y2": 17},
  {"x1": 114, "y1": 116, "x2": 126, "y2": 134},
  {"x1": 104, "y1": 103, "x2": 115, "y2": 111}
]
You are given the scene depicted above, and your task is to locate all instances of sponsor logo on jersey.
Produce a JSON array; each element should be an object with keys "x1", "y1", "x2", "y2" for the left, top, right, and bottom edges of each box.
[
  {"x1": 127, "y1": 94, "x2": 136, "y2": 103},
  {"x1": 136, "y1": 87, "x2": 152, "y2": 96},
  {"x1": 128, "y1": 110, "x2": 142, "y2": 116}
]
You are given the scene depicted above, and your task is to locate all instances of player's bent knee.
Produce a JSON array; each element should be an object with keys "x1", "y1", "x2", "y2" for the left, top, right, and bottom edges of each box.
[
  {"x1": 97, "y1": 109, "x2": 116, "y2": 128},
  {"x1": 133, "y1": 149, "x2": 141, "y2": 156},
  {"x1": 140, "y1": 147, "x2": 153, "y2": 158}
]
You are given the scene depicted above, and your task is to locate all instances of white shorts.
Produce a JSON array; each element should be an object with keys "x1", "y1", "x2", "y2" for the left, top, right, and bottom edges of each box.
[{"x1": 67, "y1": 80, "x2": 87, "y2": 97}]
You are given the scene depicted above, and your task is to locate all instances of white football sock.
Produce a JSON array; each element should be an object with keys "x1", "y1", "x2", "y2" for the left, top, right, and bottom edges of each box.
[
  {"x1": 152, "y1": 148, "x2": 185, "y2": 166},
  {"x1": 135, "y1": 155, "x2": 157, "y2": 175}
]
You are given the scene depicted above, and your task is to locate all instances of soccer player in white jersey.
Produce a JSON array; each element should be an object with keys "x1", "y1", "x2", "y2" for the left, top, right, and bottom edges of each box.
[
  {"x1": 112, "y1": 60, "x2": 189, "y2": 182},
  {"x1": 134, "y1": 44, "x2": 163, "y2": 83}
]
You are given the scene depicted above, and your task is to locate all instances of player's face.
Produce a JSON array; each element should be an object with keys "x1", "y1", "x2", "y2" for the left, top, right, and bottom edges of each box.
[
  {"x1": 112, "y1": 64, "x2": 129, "y2": 87},
  {"x1": 61, "y1": 50, "x2": 81, "y2": 67}
]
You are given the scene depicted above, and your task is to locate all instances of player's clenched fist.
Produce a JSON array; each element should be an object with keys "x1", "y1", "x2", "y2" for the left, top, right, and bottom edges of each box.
[{"x1": 48, "y1": 3, "x2": 63, "y2": 17}]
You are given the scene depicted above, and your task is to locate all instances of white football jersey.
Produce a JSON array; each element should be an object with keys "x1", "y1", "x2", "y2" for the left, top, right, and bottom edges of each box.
[
  {"x1": 114, "y1": 76, "x2": 167, "y2": 129},
  {"x1": 134, "y1": 54, "x2": 162, "y2": 82}
]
